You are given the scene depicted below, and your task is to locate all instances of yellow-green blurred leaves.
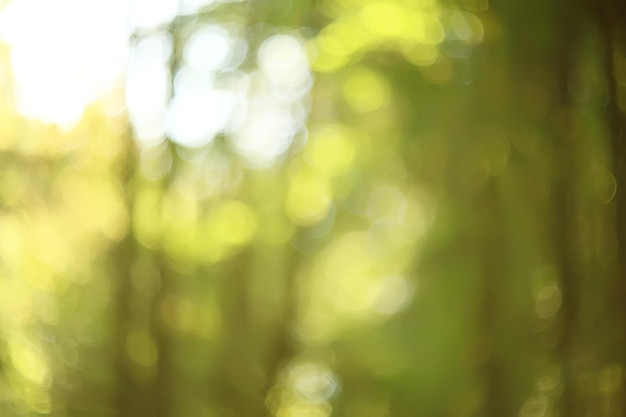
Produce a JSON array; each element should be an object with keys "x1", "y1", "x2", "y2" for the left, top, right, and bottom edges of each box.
[
  {"x1": 276, "y1": 400, "x2": 332, "y2": 417},
  {"x1": 308, "y1": 11, "x2": 442, "y2": 308},
  {"x1": 591, "y1": 164, "x2": 617, "y2": 204},
  {"x1": 310, "y1": 22, "x2": 370, "y2": 72},
  {"x1": 291, "y1": 178, "x2": 434, "y2": 340},
  {"x1": 0, "y1": 110, "x2": 23, "y2": 151},
  {"x1": 267, "y1": 359, "x2": 339, "y2": 417},
  {"x1": 161, "y1": 183, "x2": 200, "y2": 261},
  {"x1": 257, "y1": 213, "x2": 295, "y2": 246},
  {"x1": 440, "y1": 10, "x2": 484, "y2": 44},
  {"x1": 133, "y1": 183, "x2": 164, "y2": 249},
  {"x1": 210, "y1": 200, "x2": 258, "y2": 246},
  {"x1": 458, "y1": 0, "x2": 488, "y2": 12},
  {"x1": 299, "y1": 230, "x2": 416, "y2": 340},
  {"x1": 479, "y1": 130, "x2": 510, "y2": 176},
  {"x1": 56, "y1": 174, "x2": 129, "y2": 242},
  {"x1": 310, "y1": 0, "x2": 448, "y2": 73},
  {"x1": 340, "y1": 67, "x2": 390, "y2": 113},
  {"x1": 0, "y1": 214, "x2": 26, "y2": 269},
  {"x1": 160, "y1": 295, "x2": 221, "y2": 339},
  {"x1": 131, "y1": 258, "x2": 162, "y2": 298},
  {"x1": 198, "y1": 199, "x2": 258, "y2": 262},
  {"x1": 0, "y1": 167, "x2": 27, "y2": 207},
  {"x1": 0, "y1": 104, "x2": 133, "y2": 413},
  {"x1": 126, "y1": 330, "x2": 158, "y2": 369},
  {"x1": 418, "y1": 54, "x2": 454, "y2": 84},
  {"x1": 0, "y1": 109, "x2": 131, "y2": 291},
  {"x1": 286, "y1": 168, "x2": 334, "y2": 226},
  {"x1": 305, "y1": 125, "x2": 358, "y2": 176},
  {"x1": 8, "y1": 338, "x2": 50, "y2": 386},
  {"x1": 133, "y1": 173, "x2": 260, "y2": 264},
  {"x1": 284, "y1": 123, "x2": 370, "y2": 228},
  {"x1": 359, "y1": 3, "x2": 443, "y2": 44},
  {"x1": 2, "y1": 342, "x2": 53, "y2": 414},
  {"x1": 195, "y1": 198, "x2": 258, "y2": 262}
]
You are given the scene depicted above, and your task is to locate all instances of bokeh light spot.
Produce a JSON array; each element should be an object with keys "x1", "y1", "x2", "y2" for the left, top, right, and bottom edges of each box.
[
  {"x1": 211, "y1": 200, "x2": 258, "y2": 245},
  {"x1": 127, "y1": 32, "x2": 172, "y2": 145},
  {"x1": 166, "y1": 88, "x2": 236, "y2": 148},
  {"x1": 185, "y1": 25, "x2": 233, "y2": 71},
  {"x1": 288, "y1": 362, "x2": 340, "y2": 403},
  {"x1": 373, "y1": 275, "x2": 414, "y2": 315},
  {"x1": 535, "y1": 284, "x2": 562, "y2": 319},
  {"x1": 258, "y1": 35, "x2": 310, "y2": 89},
  {"x1": 9, "y1": 339, "x2": 50, "y2": 385},
  {"x1": 306, "y1": 125, "x2": 357, "y2": 176},
  {"x1": 341, "y1": 67, "x2": 390, "y2": 112},
  {"x1": 286, "y1": 171, "x2": 333, "y2": 226}
]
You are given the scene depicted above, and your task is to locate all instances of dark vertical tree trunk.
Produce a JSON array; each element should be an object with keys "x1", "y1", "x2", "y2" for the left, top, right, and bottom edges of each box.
[
  {"x1": 112, "y1": 135, "x2": 139, "y2": 417},
  {"x1": 258, "y1": 240, "x2": 301, "y2": 416},
  {"x1": 479, "y1": 1, "x2": 584, "y2": 414},
  {"x1": 211, "y1": 247, "x2": 256, "y2": 417},
  {"x1": 597, "y1": 1, "x2": 626, "y2": 415},
  {"x1": 479, "y1": 180, "x2": 510, "y2": 417},
  {"x1": 113, "y1": 246, "x2": 131, "y2": 417},
  {"x1": 112, "y1": 134, "x2": 174, "y2": 417},
  {"x1": 152, "y1": 255, "x2": 173, "y2": 417},
  {"x1": 553, "y1": 2, "x2": 582, "y2": 415}
]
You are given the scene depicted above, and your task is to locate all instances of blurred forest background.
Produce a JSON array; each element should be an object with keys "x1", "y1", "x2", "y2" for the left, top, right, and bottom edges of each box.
[{"x1": 1, "y1": 0, "x2": 626, "y2": 416}]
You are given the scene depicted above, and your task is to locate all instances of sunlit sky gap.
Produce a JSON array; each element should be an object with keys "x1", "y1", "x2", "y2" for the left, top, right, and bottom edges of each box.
[
  {"x1": 0, "y1": 0, "x2": 128, "y2": 127},
  {"x1": 0, "y1": 0, "x2": 311, "y2": 169}
]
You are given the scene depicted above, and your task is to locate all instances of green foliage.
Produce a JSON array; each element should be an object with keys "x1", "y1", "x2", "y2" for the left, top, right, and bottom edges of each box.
[{"x1": 0, "y1": 0, "x2": 625, "y2": 416}]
